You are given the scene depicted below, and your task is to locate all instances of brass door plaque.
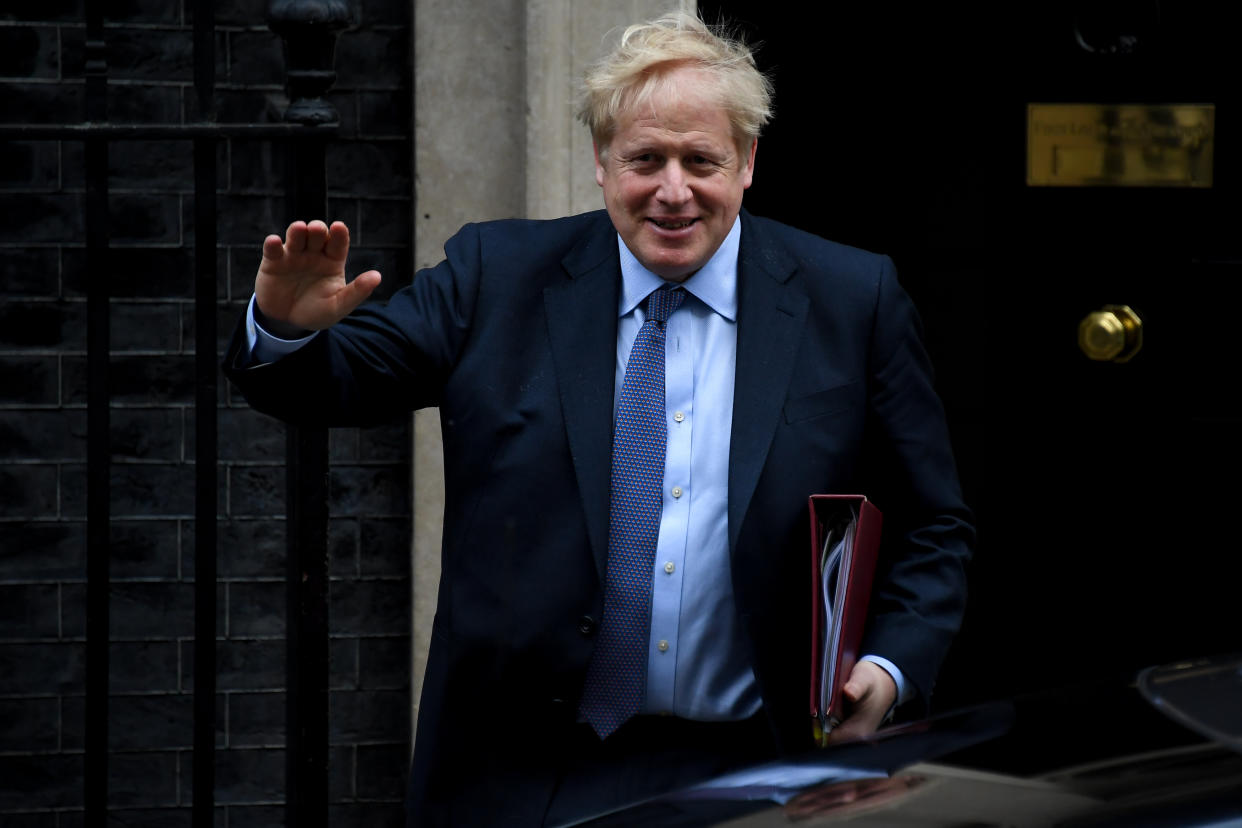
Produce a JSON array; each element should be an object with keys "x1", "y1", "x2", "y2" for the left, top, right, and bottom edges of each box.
[{"x1": 1027, "y1": 103, "x2": 1214, "y2": 187}]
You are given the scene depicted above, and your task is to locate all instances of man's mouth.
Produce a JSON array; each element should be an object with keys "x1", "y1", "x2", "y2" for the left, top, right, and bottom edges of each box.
[{"x1": 649, "y1": 218, "x2": 698, "y2": 230}]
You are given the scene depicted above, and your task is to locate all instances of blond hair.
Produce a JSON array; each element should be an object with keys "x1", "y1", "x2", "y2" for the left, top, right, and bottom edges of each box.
[{"x1": 578, "y1": 10, "x2": 773, "y2": 155}]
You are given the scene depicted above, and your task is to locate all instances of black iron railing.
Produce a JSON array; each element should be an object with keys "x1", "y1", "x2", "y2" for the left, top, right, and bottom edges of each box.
[{"x1": 0, "y1": 1, "x2": 352, "y2": 825}]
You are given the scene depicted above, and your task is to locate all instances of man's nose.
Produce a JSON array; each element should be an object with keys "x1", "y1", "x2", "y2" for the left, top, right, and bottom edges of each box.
[{"x1": 655, "y1": 162, "x2": 691, "y2": 204}]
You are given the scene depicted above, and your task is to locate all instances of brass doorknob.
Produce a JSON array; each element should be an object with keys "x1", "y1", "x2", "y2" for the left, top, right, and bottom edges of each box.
[{"x1": 1078, "y1": 304, "x2": 1143, "y2": 362}]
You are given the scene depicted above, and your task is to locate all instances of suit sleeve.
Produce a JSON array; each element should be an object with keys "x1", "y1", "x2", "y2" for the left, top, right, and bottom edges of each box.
[
  {"x1": 860, "y1": 256, "x2": 974, "y2": 710},
  {"x1": 222, "y1": 223, "x2": 484, "y2": 427}
]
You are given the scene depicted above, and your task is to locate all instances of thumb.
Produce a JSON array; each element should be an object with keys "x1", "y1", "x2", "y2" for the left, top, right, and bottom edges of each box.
[
  {"x1": 332, "y1": 269, "x2": 382, "y2": 318},
  {"x1": 842, "y1": 676, "x2": 866, "y2": 704}
]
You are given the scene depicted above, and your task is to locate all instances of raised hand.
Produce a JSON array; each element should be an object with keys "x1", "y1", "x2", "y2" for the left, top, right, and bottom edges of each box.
[{"x1": 254, "y1": 220, "x2": 382, "y2": 334}]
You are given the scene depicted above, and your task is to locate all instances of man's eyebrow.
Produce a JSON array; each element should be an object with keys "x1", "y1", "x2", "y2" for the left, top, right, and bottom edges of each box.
[{"x1": 615, "y1": 145, "x2": 661, "y2": 158}]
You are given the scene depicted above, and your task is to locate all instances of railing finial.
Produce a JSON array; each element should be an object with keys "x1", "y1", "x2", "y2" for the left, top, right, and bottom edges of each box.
[{"x1": 268, "y1": 0, "x2": 353, "y2": 124}]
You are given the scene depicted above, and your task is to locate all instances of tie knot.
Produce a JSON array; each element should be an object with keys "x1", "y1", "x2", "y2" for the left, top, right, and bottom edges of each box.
[{"x1": 646, "y1": 286, "x2": 686, "y2": 324}]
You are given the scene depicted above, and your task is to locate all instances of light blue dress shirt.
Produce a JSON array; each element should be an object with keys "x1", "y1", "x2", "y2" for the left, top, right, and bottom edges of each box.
[{"x1": 245, "y1": 295, "x2": 317, "y2": 362}]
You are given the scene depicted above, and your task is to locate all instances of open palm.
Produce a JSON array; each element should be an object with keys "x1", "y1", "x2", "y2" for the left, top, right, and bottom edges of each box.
[{"x1": 254, "y1": 220, "x2": 381, "y2": 332}]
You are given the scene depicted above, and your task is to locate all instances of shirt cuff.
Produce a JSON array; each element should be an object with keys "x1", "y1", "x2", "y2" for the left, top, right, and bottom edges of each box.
[
  {"x1": 859, "y1": 654, "x2": 912, "y2": 709},
  {"x1": 246, "y1": 294, "x2": 318, "y2": 364}
]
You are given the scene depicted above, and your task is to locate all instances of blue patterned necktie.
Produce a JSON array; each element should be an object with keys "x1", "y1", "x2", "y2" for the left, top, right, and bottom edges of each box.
[{"x1": 580, "y1": 285, "x2": 686, "y2": 739}]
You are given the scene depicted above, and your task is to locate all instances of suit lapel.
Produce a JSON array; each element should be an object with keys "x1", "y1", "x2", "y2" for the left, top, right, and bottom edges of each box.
[
  {"x1": 728, "y1": 213, "x2": 808, "y2": 555},
  {"x1": 544, "y1": 216, "x2": 620, "y2": 582}
]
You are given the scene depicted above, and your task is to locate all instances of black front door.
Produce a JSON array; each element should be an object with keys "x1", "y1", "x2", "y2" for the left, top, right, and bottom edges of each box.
[{"x1": 700, "y1": 0, "x2": 1240, "y2": 708}]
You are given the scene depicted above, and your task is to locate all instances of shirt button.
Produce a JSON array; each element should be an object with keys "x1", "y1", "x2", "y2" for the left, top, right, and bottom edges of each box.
[
  {"x1": 657, "y1": 640, "x2": 669, "y2": 653},
  {"x1": 671, "y1": 486, "x2": 683, "y2": 499},
  {"x1": 673, "y1": 411, "x2": 685, "y2": 423},
  {"x1": 663, "y1": 561, "x2": 675, "y2": 574},
  {"x1": 577, "y1": 615, "x2": 597, "y2": 637}
]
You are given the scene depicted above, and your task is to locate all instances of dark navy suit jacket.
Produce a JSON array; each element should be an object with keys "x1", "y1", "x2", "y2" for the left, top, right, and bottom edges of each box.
[{"x1": 223, "y1": 209, "x2": 974, "y2": 825}]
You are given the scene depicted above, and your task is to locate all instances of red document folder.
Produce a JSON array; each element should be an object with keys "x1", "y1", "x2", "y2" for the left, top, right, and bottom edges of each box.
[{"x1": 808, "y1": 494, "x2": 883, "y2": 746}]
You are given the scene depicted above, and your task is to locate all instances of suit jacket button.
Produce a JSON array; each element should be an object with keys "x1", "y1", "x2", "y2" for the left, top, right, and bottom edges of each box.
[{"x1": 577, "y1": 615, "x2": 597, "y2": 637}]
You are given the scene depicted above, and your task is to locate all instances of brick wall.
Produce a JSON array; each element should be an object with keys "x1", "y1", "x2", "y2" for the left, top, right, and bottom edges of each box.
[{"x1": 1, "y1": 1, "x2": 413, "y2": 825}]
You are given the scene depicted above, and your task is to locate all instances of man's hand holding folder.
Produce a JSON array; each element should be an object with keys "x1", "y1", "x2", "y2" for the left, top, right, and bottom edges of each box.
[{"x1": 823, "y1": 660, "x2": 897, "y2": 745}]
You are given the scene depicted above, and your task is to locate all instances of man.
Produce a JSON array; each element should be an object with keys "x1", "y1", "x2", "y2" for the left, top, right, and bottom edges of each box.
[{"x1": 224, "y1": 11, "x2": 973, "y2": 826}]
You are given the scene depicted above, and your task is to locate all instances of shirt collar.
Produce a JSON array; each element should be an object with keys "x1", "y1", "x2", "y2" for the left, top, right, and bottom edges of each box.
[{"x1": 616, "y1": 215, "x2": 740, "y2": 322}]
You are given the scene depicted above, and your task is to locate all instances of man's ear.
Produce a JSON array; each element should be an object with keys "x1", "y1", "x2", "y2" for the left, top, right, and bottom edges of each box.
[
  {"x1": 741, "y1": 138, "x2": 757, "y2": 190},
  {"x1": 593, "y1": 141, "x2": 606, "y2": 188}
]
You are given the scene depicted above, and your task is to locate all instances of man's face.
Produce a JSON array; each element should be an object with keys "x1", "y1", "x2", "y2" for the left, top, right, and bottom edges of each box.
[{"x1": 595, "y1": 67, "x2": 756, "y2": 282}]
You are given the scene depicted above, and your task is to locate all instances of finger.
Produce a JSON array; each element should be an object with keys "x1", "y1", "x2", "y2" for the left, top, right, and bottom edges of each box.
[
  {"x1": 285, "y1": 221, "x2": 308, "y2": 253},
  {"x1": 261, "y1": 234, "x2": 285, "y2": 262},
  {"x1": 331, "y1": 270, "x2": 382, "y2": 318},
  {"x1": 825, "y1": 699, "x2": 888, "y2": 745},
  {"x1": 324, "y1": 221, "x2": 351, "y2": 261},
  {"x1": 824, "y1": 718, "x2": 870, "y2": 746},
  {"x1": 306, "y1": 220, "x2": 330, "y2": 253}
]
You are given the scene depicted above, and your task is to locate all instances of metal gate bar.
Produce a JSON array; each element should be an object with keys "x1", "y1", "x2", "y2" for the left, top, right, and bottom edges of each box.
[
  {"x1": 192, "y1": 1, "x2": 219, "y2": 824},
  {"x1": 83, "y1": 0, "x2": 111, "y2": 823},
  {"x1": 272, "y1": 5, "x2": 355, "y2": 819}
]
